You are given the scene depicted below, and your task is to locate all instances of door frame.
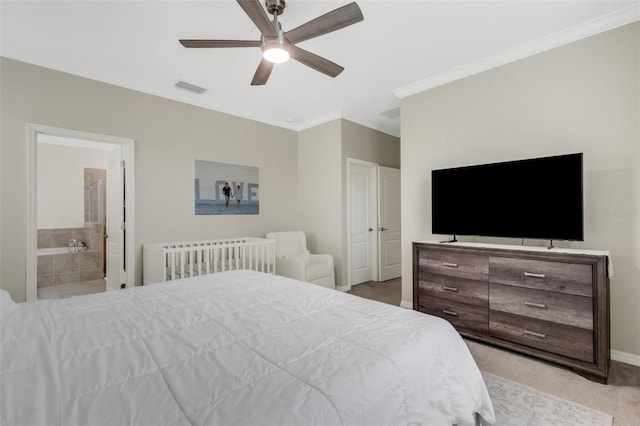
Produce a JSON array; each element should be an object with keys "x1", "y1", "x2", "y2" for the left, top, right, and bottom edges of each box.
[
  {"x1": 26, "y1": 123, "x2": 136, "y2": 301},
  {"x1": 346, "y1": 157, "x2": 379, "y2": 290}
]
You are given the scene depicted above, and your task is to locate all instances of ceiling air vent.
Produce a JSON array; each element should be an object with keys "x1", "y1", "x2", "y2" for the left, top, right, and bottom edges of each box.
[
  {"x1": 381, "y1": 107, "x2": 401, "y2": 119},
  {"x1": 175, "y1": 80, "x2": 207, "y2": 94}
]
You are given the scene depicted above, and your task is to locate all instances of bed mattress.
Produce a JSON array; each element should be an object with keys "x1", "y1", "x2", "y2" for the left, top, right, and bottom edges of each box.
[{"x1": 1, "y1": 270, "x2": 494, "y2": 425}]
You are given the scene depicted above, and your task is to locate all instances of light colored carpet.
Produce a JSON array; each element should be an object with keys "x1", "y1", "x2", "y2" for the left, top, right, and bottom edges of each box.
[
  {"x1": 348, "y1": 279, "x2": 640, "y2": 425},
  {"x1": 483, "y1": 371, "x2": 613, "y2": 426}
]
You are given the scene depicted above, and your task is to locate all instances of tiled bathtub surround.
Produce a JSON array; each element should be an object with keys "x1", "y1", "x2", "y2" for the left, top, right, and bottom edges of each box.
[
  {"x1": 37, "y1": 240, "x2": 103, "y2": 287},
  {"x1": 37, "y1": 227, "x2": 104, "y2": 287},
  {"x1": 37, "y1": 227, "x2": 85, "y2": 250},
  {"x1": 37, "y1": 225, "x2": 105, "y2": 287}
]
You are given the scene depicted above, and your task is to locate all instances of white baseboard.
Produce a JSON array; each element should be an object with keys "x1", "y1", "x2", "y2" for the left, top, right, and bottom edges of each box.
[
  {"x1": 611, "y1": 349, "x2": 640, "y2": 367},
  {"x1": 336, "y1": 285, "x2": 351, "y2": 293},
  {"x1": 400, "y1": 300, "x2": 413, "y2": 309}
]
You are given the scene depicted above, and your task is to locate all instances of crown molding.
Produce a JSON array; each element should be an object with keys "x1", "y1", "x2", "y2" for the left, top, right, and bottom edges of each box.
[
  {"x1": 294, "y1": 109, "x2": 401, "y2": 137},
  {"x1": 295, "y1": 109, "x2": 343, "y2": 131},
  {"x1": 393, "y1": 3, "x2": 640, "y2": 99},
  {"x1": 341, "y1": 113, "x2": 400, "y2": 138}
]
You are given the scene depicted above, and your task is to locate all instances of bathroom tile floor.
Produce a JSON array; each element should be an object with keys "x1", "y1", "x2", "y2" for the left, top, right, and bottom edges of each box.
[{"x1": 37, "y1": 279, "x2": 106, "y2": 300}]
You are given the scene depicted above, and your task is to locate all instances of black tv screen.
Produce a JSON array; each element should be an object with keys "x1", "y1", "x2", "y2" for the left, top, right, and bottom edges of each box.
[{"x1": 432, "y1": 153, "x2": 584, "y2": 241}]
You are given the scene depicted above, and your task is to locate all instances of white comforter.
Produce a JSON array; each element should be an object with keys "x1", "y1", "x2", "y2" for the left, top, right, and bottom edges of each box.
[{"x1": 1, "y1": 270, "x2": 494, "y2": 426}]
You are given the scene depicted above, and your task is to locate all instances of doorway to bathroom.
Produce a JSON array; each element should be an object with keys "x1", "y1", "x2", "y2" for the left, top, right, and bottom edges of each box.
[{"x1": 26, "y1": 124, "x2": 135, "y2": 301}]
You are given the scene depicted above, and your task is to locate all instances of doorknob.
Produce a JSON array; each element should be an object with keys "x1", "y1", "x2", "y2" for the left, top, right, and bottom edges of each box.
[
  {"x1": 368, "y1": 227, "x2": 374, "y2": 232},
  {"x1": 379, "y1": 227, "x2": 388, "y2": 231}
]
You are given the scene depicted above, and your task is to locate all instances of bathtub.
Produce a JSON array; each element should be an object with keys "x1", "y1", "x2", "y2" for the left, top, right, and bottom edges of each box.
[
  {"x1": 37, "y1": 247, "x2": 72, "y2": 256},
  {"x1": 38, "y1": 247, "x2": 91, "y2": 256}
]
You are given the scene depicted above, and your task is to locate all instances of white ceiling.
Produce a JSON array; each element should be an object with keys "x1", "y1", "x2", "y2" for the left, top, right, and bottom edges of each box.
[{"x1": 1, "y1": 1, "x2": 638, "y2": 137}]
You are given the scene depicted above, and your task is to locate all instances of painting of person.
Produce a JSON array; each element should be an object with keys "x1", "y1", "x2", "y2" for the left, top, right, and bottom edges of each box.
[
  {"x1": 233, "y1": 185, "x2": 242, "y2": 208},
  {"x1": 222, "y1": 182, "x2": 231, "y2": 208}
]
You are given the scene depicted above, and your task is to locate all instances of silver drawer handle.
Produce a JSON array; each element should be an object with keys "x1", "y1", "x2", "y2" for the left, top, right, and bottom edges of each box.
[
  {"x1": 524, "y1": 272, "x2": 546, "y2": 279},
  {"x1": 524, "y1": 330, "x2": 547, "y2": 339},
  {"x1": 443, "y1": 286, "x2": 459, "y2": 292},
  {"x1": 524, "y1": 301, "x2": 547, "y2": 309},
  {"x1": 442, "y1": 262, "x2": 458, "y2": 268},
  {"x1": 442, "y1": 309, "x2": 459, "y2": 317}
]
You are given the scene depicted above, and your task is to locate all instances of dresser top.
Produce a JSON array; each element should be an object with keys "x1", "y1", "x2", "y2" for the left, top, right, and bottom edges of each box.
[{"x1": 414, "y1": 240, "x2": 613, "y2": 278}]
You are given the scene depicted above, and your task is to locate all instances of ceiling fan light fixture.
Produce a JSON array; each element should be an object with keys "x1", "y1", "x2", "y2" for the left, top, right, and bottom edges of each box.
[{"x1": 263, "y1": 44, "x2": 289, "y2": 63}]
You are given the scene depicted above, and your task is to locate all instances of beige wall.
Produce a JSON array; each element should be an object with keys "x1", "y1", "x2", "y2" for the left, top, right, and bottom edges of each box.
[
  {"x1": 341, "y1": 120, "x2": 400, "y2": 168},
  {"x1": 37, "y1": 143, "x2": 110, "y2": 229},
  {"x1": 1, "y1": 57, "x2": 298, "y2": 301},
  {"x1": 297, "y1": 120, "x2": 343, "y2": 284},
  {"x1": 400, "y1": 23, "x2": 640, "y2": 359}
]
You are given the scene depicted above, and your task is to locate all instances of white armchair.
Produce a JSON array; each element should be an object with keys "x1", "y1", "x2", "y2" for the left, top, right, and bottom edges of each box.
[{"x1": 265, "y1": 231, "x2": 335, "y2": 289}]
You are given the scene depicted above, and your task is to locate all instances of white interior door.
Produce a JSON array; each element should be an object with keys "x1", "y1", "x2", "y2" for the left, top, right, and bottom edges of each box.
[
  {"x1": 348, "y1": 160, "x2": 378, "y2": 285},
  {"x1": 106, "y1": 148, "x2": 124, "y2": 291},
  {"x1": 378, "y1": 166, "x2": 402, "y2": 281}
]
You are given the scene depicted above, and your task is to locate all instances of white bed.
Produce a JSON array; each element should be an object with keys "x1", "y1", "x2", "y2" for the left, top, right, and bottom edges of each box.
[{"x1": 1, "y1": 270, "x2": 494, "y2": 425}]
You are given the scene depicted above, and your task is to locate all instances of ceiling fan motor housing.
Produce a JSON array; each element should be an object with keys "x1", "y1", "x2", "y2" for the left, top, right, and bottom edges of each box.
[{"x1": 265, "y1": 0, "x2": 286, "y2": 16}]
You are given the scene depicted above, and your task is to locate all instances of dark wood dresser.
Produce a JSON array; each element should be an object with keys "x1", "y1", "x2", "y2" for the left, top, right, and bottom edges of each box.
[{"x1": 413, "y1": 241, "x2": 610, "y2": 383}]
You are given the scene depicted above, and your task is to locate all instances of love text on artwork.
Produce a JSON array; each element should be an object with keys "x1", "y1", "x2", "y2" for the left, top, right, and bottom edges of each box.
[{"x1": 214, "y1": 180, "x2": 259, "y2": 203}]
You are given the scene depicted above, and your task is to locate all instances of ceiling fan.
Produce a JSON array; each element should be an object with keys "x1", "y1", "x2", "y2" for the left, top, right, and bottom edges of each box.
[{"x1": 179, "y1": 0, "x2": 364, "y2": 86}]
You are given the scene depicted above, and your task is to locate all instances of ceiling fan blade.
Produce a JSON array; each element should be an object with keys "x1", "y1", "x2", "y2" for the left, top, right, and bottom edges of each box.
[
  {"x1": 290, "y1": 46, "x2": 344, "y2": 78},
  {"x1": 284, "y1": 2, "x2": 363, "y2": 44},
  {"x1": 237, "y1": 0, "x2": 277, "y2": 38},
  {"x1": 251, "y1": 59, "x2": 274, "y2": 86},
  {"x1": 180, "y1": 40, "x2": 262, "y2": 48}
]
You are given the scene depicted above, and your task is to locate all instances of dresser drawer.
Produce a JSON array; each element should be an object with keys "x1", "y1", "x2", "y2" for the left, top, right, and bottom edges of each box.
[
  {"x1": 418, "y1": 296, "x2": 488, "y2": 334},
  {"x1": 490, "y1": 256, "x2": 593, "y2": 297},
  {"x1": 489, "y1": 310, "x2": 593, "y2": 363},
  {"x1": 418, "y1": 273, "x2": 488, "y2": 307},
  {"x1": 418, "y1": 249, "x2": 488, "y2": 281},
  {"x1": 489, "y1": 283, "x2": 593, "y2": 329}
]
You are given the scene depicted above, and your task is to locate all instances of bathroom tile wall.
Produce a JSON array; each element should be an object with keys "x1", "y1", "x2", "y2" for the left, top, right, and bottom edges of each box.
[
  {"x1": 36, "y1": 254, "x2": 54, "y2": 287},
  {"x1": 37, "y1": 228, "x2": 85, "y2": 250},
  {"x1": 83, "y1": 168, "x2": 106, "y2": 283},
  {"x1": 36, "y1": 167, "x2": 106, "y2": 292},
  {"x1": 37, "y1": 226, "x2": 104, "y2": 288}
]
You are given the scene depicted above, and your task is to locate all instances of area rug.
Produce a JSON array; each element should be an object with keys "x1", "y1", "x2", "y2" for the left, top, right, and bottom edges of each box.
[{"x1": 482, "y1": 371, "x2": 613, "y2": 426}]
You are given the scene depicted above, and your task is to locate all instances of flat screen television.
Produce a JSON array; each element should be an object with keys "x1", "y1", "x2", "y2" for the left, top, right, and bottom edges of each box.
[{"x1": 431, "y1": 153, "x2": 584, "y2": 242}]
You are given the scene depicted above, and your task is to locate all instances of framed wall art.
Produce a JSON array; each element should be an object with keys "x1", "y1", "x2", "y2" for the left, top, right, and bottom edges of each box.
[{"x1": 194, "y1": 160, "x2": 259, "y2": 215}]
